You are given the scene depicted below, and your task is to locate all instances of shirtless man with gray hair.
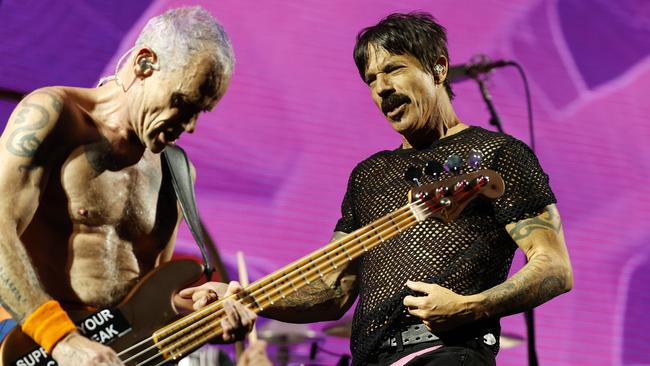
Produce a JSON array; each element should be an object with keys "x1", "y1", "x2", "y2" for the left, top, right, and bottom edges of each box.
[{"x1": 0, "y1": 7, "x2": 255, "y2": 366}]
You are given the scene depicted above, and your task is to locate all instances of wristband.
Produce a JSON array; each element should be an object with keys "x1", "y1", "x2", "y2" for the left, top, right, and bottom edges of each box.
[{"x1": 21, "y1": 300, "x2": 77, "y2": 353}]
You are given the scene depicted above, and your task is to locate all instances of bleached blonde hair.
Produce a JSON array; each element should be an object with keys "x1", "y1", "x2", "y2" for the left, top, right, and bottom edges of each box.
[{"x1": 135, "y1": 6, "x2": 234, "y2": 76}]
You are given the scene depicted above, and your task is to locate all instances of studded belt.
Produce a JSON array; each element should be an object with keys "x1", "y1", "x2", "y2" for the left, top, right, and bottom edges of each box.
[{"x1": 379, "y1": 324, "x2": 440, "y2": 349}]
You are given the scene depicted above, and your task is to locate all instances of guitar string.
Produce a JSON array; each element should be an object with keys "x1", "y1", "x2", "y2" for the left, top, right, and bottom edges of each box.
[
  {"x1": 129, "y1": 199, "x2": 438, "y2": 365},
  {"x1": 119, "y1": 199, "x2": 429, "y2": 365}
]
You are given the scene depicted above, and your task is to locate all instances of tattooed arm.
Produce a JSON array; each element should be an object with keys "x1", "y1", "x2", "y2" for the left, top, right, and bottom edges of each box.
[
  {"x1": 0, "y1": 89, "x2": 64, "y2": 322},
  {"x1": 259, "y1": 231, "x2": 360, "y2": 323},
  {"x1": 0, "y1": 90, "x2": 125, "y2": 365},
  {"x1": 477, "y1": 204, "x2": 573, "y2": 318},
  {"x1": 404, "y1": 204, "x2": 572, "y2": 331}
]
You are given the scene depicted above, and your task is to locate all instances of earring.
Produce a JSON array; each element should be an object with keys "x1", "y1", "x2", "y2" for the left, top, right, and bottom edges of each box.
[{"x1": 433, "y1": 64, "x2": 444, "y2": 75}]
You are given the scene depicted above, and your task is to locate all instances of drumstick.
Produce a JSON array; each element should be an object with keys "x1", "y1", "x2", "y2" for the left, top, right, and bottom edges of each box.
[{"x1": 237, "y1": 251, "x2": 258, "y2": 343}]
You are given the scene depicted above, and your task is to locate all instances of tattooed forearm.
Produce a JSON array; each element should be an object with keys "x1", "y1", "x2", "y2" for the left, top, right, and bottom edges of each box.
[
  {"x1": 508, "y1": 205, "x2": 562, "y2": 241},
  {"x1": 271, "y1": 278, "x2": 343, "y2": 310},
  {"x1": 481, "y1": 254, "x2": 567, "y2": 318},
  {"x1": 0, "y1": 236, "x2": 50, "y2": 323},
  {"x1": 260, "y1": 271, "x2": 358, "y2": 323},
  {"x1": 0, "y1": 264, "x2": 28, "y2": 322},
  {"x1": 0, "y1": 268, "x2": 24, "y2": 304},
  {"x1": 481, "y1": 206, "x2": 571, "y2": 318}
]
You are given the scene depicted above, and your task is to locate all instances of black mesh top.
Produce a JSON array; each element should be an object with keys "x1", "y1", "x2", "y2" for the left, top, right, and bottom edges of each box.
[{"x1": 334, "y1": 126, "x2": 556, "y2": 365}]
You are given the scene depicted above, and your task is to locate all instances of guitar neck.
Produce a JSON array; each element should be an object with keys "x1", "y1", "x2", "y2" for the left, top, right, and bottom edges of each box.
[
  {"x1": 243, "y1": 200, "x2": 423, "y2": 312},
  {"x1": 151, "y1": 199, "x2": 427, "y2": 358}
]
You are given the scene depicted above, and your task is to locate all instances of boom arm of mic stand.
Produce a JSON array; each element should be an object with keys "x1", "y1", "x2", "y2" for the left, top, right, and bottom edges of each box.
[{"x1": 475, "y1": 78, "x2": 504, "y2": 133}]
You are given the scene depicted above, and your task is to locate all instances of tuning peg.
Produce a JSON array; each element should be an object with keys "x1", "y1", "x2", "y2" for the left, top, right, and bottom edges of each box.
[
  {"x1": 454, "y1": 180, "x2": 469, "y2": 193},
  {"x1": 404, "y1": 166, "x2": 423, "y2": 186},
  {"x1": 424, "y1": 160, "x2": 444, "y2": 179},
  {"x1": 467, "y1": 150, "x2": 483, "y2": 170},
  {"x1": 444, "y1": 155, "x2": 463, "y2": 175}
]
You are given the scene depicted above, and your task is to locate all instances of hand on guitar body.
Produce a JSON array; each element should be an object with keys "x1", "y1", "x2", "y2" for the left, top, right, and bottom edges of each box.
[
  {"x1": 175, "y1": 281, "x2": 256, "y2": 342},
  {"x1": 51, "y1": 332, "x2": 124, "y2": 366},
  {"x1": 403, "y1": 280, "x2": 480, "y2": 332}
]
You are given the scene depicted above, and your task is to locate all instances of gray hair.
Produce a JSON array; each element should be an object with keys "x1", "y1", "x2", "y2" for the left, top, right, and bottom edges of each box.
[{"x1": 135, "y1": 6, "x2": 235, "y2": 76}]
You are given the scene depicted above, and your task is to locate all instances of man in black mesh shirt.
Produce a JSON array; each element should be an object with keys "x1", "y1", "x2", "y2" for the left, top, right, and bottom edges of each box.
[{"x1": 262, "y1": 13, "x2": 573, "y2": 365}]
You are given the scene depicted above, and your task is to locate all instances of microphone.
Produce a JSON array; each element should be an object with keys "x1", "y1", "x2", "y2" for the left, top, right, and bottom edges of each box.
[{"x1": 447, "y1": 55, "x2": 514, "y2": 83}]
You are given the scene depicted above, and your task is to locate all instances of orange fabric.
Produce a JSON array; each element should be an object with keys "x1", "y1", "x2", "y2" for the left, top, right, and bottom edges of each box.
[
  {"x1": 0, "y1": 306, "x2": 11, "y2": 321},
  {"x1": 21, "y1": 300, "x2": 77, "y2": 353}
]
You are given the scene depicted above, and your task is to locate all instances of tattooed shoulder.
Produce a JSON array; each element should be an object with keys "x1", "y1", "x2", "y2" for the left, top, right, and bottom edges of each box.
[
  {"x1": 507, "y1": 205, "x2": 562, "y2": 241},
  {"x1": 5, "y1": 90, "x2": 64, "y2": 158}
]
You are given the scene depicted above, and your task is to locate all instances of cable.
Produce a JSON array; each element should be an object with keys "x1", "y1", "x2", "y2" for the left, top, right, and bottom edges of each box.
[
  {"x1": 508, "y1": 61, "x2": 539, "y2": 366},
  {"x1": 509, "y1": 62, "x2": 536, "y2": 153}
]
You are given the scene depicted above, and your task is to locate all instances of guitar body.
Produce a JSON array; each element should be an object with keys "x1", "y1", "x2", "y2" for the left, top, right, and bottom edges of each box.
[{"x1": 0, "y1": 260, "x2": 204, "y2": 366}]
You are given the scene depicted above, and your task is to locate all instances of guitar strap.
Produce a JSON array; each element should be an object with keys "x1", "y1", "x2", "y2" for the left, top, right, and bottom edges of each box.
[{"x1": 162, "y1": 145, "x2": 214, "y2": 279}]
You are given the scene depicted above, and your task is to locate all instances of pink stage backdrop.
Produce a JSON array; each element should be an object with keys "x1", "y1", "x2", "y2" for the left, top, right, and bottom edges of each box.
[{"x1": 1, "y1": 0, "x2": 649, "y2": 365}]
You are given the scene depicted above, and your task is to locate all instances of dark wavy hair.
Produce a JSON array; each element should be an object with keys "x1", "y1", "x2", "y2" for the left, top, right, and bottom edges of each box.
[{"x1": 353, "y1": 12, "x2": 454, "y2": 100}]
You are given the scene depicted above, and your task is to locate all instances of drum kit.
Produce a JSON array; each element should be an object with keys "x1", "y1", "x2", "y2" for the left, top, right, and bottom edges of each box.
[{"x1": 178, "y1": 320, "x2": 334, "y2": 366}]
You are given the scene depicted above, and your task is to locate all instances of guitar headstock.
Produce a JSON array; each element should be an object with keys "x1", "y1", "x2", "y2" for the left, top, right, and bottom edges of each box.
[{"x1": 409, "y1": 169, "x2": 504, "y2": 223}]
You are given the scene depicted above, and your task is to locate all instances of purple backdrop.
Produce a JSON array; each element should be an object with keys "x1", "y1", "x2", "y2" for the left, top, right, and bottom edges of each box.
[{"x1": 1, "y1": 0, "x2": 649, "y2": 365}]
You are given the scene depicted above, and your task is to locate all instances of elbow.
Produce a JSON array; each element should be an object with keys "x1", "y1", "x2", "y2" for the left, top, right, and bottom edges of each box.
[
  {"x1": 303, "y1": 298, "x2": 351, "y2": 322},
  {"x1": 561, "y1": 265, "x2": 574, "y2": 293},
  {"x1": 551, "y1": 260, "x2": 573, "y2": 294},
  {"x1": 316, "y1": 309, "x2": 347, "y2": 323},
  {"x1": 557, "y1": 252, "x2": 574, "y2": 293},
  {"x1": 327, "y1": 303, "x2": 353, "y2": 322}
]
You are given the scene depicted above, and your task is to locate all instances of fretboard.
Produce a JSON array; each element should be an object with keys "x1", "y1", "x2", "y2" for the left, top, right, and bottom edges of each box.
[{"x1": 151, "y1": 199, "x2": 430, "y2": 359}]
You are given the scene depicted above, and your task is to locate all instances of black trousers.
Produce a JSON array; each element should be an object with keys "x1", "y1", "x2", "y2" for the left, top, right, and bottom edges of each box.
[{"x1": 364, "y1": 339, "x2": 496, "y2": 366}]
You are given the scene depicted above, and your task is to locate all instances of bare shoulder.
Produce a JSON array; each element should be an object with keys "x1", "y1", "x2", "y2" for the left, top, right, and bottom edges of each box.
[
  {"x1": 19, "y1": 86, "x2": 67, "y2": 118},
  {"x1": 28, "y1": 86, "x2": 66, "y2": 105}
]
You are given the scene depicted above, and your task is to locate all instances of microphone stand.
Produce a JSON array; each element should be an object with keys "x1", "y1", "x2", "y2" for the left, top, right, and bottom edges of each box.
[
  {"x1": 475, "y1": 77, "x2": 504, "y2": 133},
  {"x1": 472, "y1": 74, "x2": 538, "y2": 366}
]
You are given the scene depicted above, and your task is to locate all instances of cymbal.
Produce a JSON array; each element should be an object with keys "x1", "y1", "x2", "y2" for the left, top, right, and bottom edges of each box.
[{"x1": 258, "y1": 320, "x2": 323, "y2": 345}]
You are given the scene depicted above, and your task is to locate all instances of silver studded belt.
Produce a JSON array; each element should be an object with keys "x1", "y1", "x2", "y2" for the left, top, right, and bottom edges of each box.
[{"x1": 379, "y1": 324, "x2": 440, "y2": 349}]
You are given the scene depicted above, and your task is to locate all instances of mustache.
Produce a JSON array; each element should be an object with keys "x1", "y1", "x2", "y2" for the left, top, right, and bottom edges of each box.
[{"x1": 381, "y1": 94, "x2": 410, "y2": 115}]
